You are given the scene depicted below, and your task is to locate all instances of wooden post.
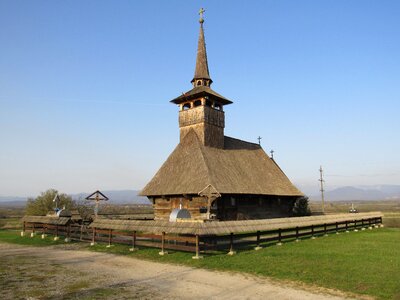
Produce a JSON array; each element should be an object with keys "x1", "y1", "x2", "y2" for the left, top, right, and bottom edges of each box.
[
  {"x1": 54, "y1": 224, "x2": 59, "y2": 241},
  {"x1": 354, "y1": 220, "x2": 358, "y2": 232},
  {"x1": 159, "y1": 232, "x2": 168, "y2": 255},
  {"x1": 42, "y1": 224, "x2": 47, "y2": 239},
  {"x1": 255, "y1": 231, "x2": 262, "y2": 250},
  {"x1": 21, "y1": 221, "x2": 26, "y2": 236},
  {"x1": 30, "y1": 224, "x2": 35, "y2": 237},
  {"x1": 130, "y1": 231, "x2": 137, "y2": 251},
  {"x1": 106, "y1": 229, "x2": 112, "y2": 247},
  {"x1": 295, "y1": 226, "x2": 300, "y2": 242},
  {"x1": 192, "y1": 235, "x2": 203, "y2": 259},
  {"x1": 361, "y1": 219, "x2": 366, "y2": 230},
  {"x1": 228, "y1": 233, "x2": 236, "y2": 255},
  {"x1": 277, "y1": 228, "x2": 283, "y2": 245},
  {"x1": 311, "y1": 225, "x2": 316, "y2": 239},
  {"x1": 65, "y1": 224, "x2": 71, "y2": 242},
  {"x1": 345, "y1": 221, "x2": 349, "y2": 232},
  {"x1": 324, "y1": 223, "x2": 328, "y2": 236},
  {"x1": 368, "y1": 218, "x2": 373, "y2": 230},
  {"x1": 335, "y1": 222, "x2": 339, "y2": 234},
  {"x1": 91, "y1": 227, "x2": 96, "y2": 246}
]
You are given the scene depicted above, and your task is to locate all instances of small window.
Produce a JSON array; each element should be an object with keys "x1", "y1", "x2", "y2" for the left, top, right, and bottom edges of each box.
[
  {"x1": 183, "y1": 103, "x2": 191, "y2": 110},
  {"x1": 197, "y1": 80, "x2": 202, "y2": 86},
  {"x1": 206, "y1": 100, "x2": 212, "y2": 107},
  {"x1": 194, "y1": 100, "x2": 201, "y2": 107},
  {"x1": 214, "y1": 103, "x2": 221, "y2": 110}
]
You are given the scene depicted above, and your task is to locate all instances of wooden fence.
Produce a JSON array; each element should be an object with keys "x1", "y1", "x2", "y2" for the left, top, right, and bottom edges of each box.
[{"x1": 22, "y1": 215, "x2": 383, "y2": 259}]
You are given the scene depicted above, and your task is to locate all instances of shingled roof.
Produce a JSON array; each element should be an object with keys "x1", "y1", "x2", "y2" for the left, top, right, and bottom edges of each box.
[
  {"x1": 140, "y1": 130, "x2": 302, "y2": 197},
  {"x1": 192, "y1": 22, "x2": 211, "y2": 83},
  {"x1": 170, "y1": 85, "x2": 233, "y2": 105}
]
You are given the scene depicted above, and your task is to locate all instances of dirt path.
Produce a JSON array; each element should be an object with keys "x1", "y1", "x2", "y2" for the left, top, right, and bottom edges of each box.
[{"x1": 0, "y1": 243, "x2": 356, "y2": 300}]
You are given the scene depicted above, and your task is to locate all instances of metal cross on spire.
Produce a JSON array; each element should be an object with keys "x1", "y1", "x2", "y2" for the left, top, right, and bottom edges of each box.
[
  {"x1": 270, "y1": 149, "x2": 275, "y2": 159},
  {"x1": 199, "y1": 8, "x2": 205, "y2": 23},
  {"x1": 257, "y1": 136, "x2": 262, "y2": 145}
]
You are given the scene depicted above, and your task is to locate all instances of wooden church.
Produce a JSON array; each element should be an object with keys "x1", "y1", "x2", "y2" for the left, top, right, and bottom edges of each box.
[{"x1": 140, "y1": 11, "x2": 303, "y2": 221}]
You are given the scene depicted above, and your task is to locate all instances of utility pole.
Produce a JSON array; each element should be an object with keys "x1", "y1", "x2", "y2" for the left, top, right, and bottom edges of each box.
[{"x1": 319, "y1": 166, "x2": 325, "y2": 214}]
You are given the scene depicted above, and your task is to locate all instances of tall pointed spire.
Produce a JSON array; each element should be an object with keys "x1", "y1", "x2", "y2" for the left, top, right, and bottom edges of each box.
[{"x1": 191, "y1": 8, "x2": 212, "y2": 87}]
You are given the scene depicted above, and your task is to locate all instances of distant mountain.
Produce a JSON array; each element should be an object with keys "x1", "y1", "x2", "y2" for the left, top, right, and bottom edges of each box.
[
  {"x1": 309, "y1": 185, "x2": 400, "y2": 201},
  {"x1": 70, "y1": 190, "x2": 150, "y2": 205},
  {"x1": 0, "y1": 196, "x2": 28, "y2": 203}
]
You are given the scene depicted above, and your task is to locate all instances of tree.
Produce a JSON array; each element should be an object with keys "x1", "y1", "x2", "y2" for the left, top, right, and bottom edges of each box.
[
  {"x1": 292, "y1": 196, "x2": 311, "y2": 217},
  {"x1": 25, "y1": 189, "x2": 75, "y2": 216}
]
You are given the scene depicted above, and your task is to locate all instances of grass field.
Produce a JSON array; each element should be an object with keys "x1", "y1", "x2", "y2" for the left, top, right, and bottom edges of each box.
[{"x1": 1, "y1": 228, "x2": 399, "y2": 299}]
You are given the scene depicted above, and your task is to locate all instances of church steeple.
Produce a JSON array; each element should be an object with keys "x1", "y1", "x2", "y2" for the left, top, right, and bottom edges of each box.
[
  {"x1": 191, "y1": 8, "x2": 212, "y2": 87},
  {"x1": 170, "y1": 8, "x2": 233, "y2": 149}
]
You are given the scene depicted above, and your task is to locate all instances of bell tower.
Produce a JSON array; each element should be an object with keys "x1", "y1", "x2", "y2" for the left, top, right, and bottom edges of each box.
[{"x1": 170, "y1": 8, "x2": 233, "y2": 149}]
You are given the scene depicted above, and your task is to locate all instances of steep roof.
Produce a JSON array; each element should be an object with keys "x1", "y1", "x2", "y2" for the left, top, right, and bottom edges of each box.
[
  {"x1": 140, "y1": 130, "x2": 303, "y2": 197},
  {"x1": 192, "y1": 22, "x2": 211, "y2": 83}
]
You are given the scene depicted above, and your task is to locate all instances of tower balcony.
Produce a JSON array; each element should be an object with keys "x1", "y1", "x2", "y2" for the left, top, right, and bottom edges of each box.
[{"x1": 179, "y1": 105, "x2": 225, "y2": 128}]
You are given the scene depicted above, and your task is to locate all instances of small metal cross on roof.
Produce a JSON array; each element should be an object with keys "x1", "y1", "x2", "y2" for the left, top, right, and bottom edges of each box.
[
  {"x1": 52, "y1": 193, "x2": 61, "y2": 210},
  {"x1": 257, "y1": 136, "x2": 262, "y2": 145},
  {"x1": 199, "y1": 8, "x2": 205, "y2": 23},
  {"x1": 270, "y1": 149, "x2": 274, "y2": 159}
]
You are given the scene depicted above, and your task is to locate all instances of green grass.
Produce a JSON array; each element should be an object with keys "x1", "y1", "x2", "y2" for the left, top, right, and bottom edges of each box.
[
  {"x1": 0, "y1": 230, "x2": 69, "y2": 246},
  {"x1": 1, "y1": 229, "x2": 400, "y2": 299}
]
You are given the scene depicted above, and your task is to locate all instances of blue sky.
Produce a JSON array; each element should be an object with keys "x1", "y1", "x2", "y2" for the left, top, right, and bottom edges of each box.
[{"x1": 1, "y1": 1, "x2": 399, "y2": 197}]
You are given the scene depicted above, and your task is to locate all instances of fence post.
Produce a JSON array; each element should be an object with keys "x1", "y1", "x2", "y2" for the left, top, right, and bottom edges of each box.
[
  {"x1": 277, "y1": 228, "x2": 283, "y2": 246},
  {"x1": 345, "y1": 221, "x2": 349, "y2": 233},
  {"x1": 296, "y1": 226, "x2": 300, "y2": 242},
  {"x1": 324, "y1": 223, "x2": 328, "y2": 236},
  {"x1": 21, "y1": 221, "x2": 26, "y2": 237},
  {"x1": 54, "y1": 225, "x2": 59, "y2": 241},
  {"x1": 106, "y1": 229, "x2": 113, "y2": 248},
  {"x1": 228, "y1": 233, "x2": 236, "y2": 255},
  {"x1": 130, "y1": 231, "x2": 137, "y2": 251},
  {"x1": 65, "y1": 224, "x2": 71, "y2": 242},
  {"x1": 30, "y1": 224, "x2": 35, "y2": 238},
  {"x1": 255, "y1": 231, "x2": 262, "y2": 250},
  {"x1": 335, "y1": 222, "x2": 339, "y2": 234},
  {"x1": 368, "y1": 218, "x2": 373, "y2": 230},
  {"x1": 354, "y1": 219, "x2": 358, "y2": 232},
  {"x1": 361, "y1": 219, "x2": 366, "y2": 230},
  {"x1": 311, "y1": 225, "x2": 316, "y2": 239},
  {"x1": 159, "y1": 232, "x2": 168, "y2": 256},
  {"x1": 91, "y1": 227, "x2": 96, "y2": 246},
  {"x1": 192, "y1": 235, "x2": 203, "y2": 259},
  {"x1": 80, "y1": 225, "x2": 83, "y2": 241}
]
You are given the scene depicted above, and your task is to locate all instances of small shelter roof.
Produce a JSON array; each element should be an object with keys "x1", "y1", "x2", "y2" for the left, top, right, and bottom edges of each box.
[
  {"x1": 140, "y1": 130, "x2": 303, "y2": 197},
  {"x1": 22, "y1": 216, "x2": 70, "y2": 226}
]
